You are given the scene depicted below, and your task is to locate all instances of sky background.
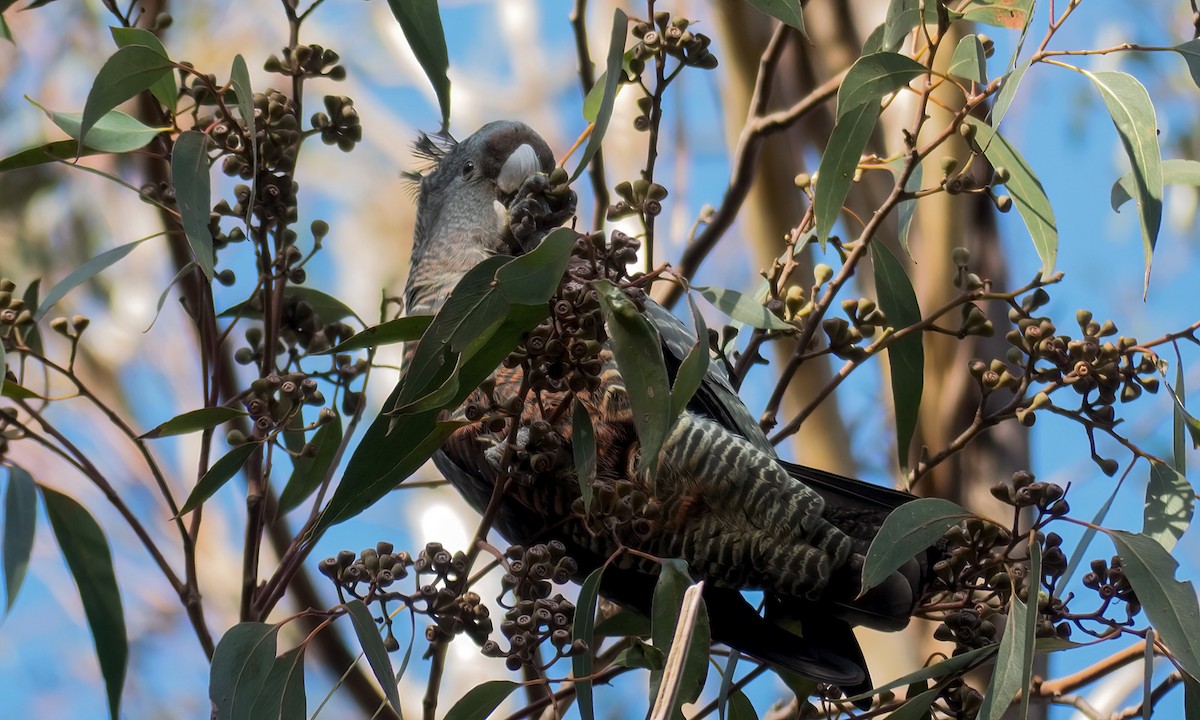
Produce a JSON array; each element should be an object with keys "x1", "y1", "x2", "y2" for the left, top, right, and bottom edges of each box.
[{"x1": 1, "y1": 1, "x2": 1198, "y2": 718}]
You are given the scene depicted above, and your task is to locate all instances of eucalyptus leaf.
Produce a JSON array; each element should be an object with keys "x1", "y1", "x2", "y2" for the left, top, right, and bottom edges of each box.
[
  {"x1": 746, "y1": 0, "x2": 806, "y2": 36},
  {"x1": 344, "y1": 600, "x2": 402, "y2": 715},
  {"x1": 279, "y1": 412, "x2": 343, "y2": 514},
  {"x1": 443, "y1": 680, "x2": 520, "y2": 720},
  {"x1": 572, "y1": 400, "x2": 597, "y2": 516},
  {"x1": 862, "y1": 498, "x2": 970, "y2": 591},
  {"x1": 572, "y1": 8, "x2": 627, "y2": 182},
  {"x1": 140, "y1": 407, "x2": 247, "y2": 439},
  {"x1": 317, "y1": 315, "x2": 433, "y2": 355},
  {"x1": 172, "y1": 131, "x2": 215, "y2": 280},
  {"x1": 177, "y1": 442, "x2": 260, "y2": 516},
  {"x1": 573, "y1": 567, "x2": 604, "y2": 720},
  {"x1": 36, "y1": 235, "x2": 155, "y2": 321},
  {"x1": 1143, "y1": 459, "x2": 1194, "y2": 552},
  {"x1": 110, "y1": 27, "x2": 177, "y2": 110},
  {"x1": 385, "y1": 0, "x2": 451, "y2": 131},
  {"x1": 80, "y1": 43, "x2": 172, "y2": 148},
  {"x1": 693, "y1": 285, "x2": 792, "y2": 331},
  {"x1": 209, "y1": 622, "x2": 278, "y2": 720},
  {"x1": 836, "y1": 52, "x2": 926, "y2": 118},
  {"x1": 872, "y1": 242, "x2": 922, "y2": 471},
  {"x1": 3, "y1": 464, "x2": 36, "y2": 612},
  {"x1": 948, "y1": 34, "x2": 986, "y2": 84},
  {"x1": 815, "y1": 102, "x2": 880, "y2": 244}
]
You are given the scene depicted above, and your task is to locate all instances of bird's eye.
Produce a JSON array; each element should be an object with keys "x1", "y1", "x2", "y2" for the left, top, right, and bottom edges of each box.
[{"x1": 461, "y1": 161, "x2": 474, "y2": 179}]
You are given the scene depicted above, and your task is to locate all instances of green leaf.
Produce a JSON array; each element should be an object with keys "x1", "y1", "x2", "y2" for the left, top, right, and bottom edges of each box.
[
  {"x1": 1112, "y1": 158, "x2": 1200, "y2": 211},
  {"x1": 746, "y1": 0, "x2": 805, "y2": 36},
  {"x1": 594, "y1": 608, "x2": 652, "y2": 638},
  {"x1": 209, "y1": 622, "x2": 279, "y2": 720},
  {"x1": 20, "y1": 279, "x2": 42, "y2": 356},
  {"x1": 1175, "y1": 358, "x2": 1188, "y2": 477},
  {"x1": 0, "y1": 140, "x2": 109, "y2": 172},
  {"x1": 177, "y1": 442, "x2": 259, "y2": 516},
  {"x1": 671, "y1": 293, "x2": 710, "y2": 419},
  {"x1": 815, "y1": 102, "x2": 881, "y2": 244},
  {"x1": 583, "y1": 51, "x2": 636, "y2": 122},
  {"x1": 836, "y1": 52, "x2": 926, "y2": 118},
  {"x1": 443, "y1": 680, "x2": 520, "y2": 720},
  {"x1": 1164, "y1": 374, "x2": 1200, "y2": 449},
  {"x1": 862, "y1": 498, "x2": 970, "y2": 591},
  {"x1": 572, "y1": 8, "x2": 628, "y2": 182},
  {"x1": 887, "y1": 687, "x2": 940, "y2": 720},
  {"x1": 727, "y1": 690, "x2": 760, "y2": 720},
  {"x1": 317, "y1": 315, "x2": 433, "y2": 355},
  {"x1": 171, "y1": 130, "x2": 215, "y2": 281},
  {"x1": 229, "y1": 54, "x2": 256, "y2": 229},
  {"x1": 893, "y1": 161, "x2": 922, "y2": 256},
  {"x1": 495, "y1": 228, "x2": 576, "y2": 305},
  {"x1": 220, "y1": 287, "x2": 363, "y2": 325},
  {"x1": 1186, "y1": 674, "x2": 1200, "y2": 720},
  {"x1": 572, "y1": 400, "x2": 597, "y2": 516},
  {"x1": 80, "y1": 43, "x2": 172, "y2": 148},
  {"x1": 278, "y1": 412, "x2": 343, "y2": 514},
  {"x1": 140, "y1": 407, "x2": 247, "y2": 439},
  {"x1": 1059, "y1": 473, "x2": 1126, "y2": 592},
  {"x1": 0, "y1": 380, "x2": 39, "y2": 401},
  {"x1": 1017, "y1": 541, "x2": 1041, "y2": 719},
  {"x1": 961, "y1": 0, "x2": 1034, "y2": 29},
  {"x1": 110, "y1": 27, "x2": 177, "y2": 110},
  {"x1": 35, "y1": 235, "x2": 154, "y2": 321},
  {"x1": 845, "y1": 644, "x2": 999, "y2": 703},
  {"x1": 573, "y1": 567, "x2": 604, "y2": 720},
  {"x1": 42, "y1": 487, "x2": 127, "y2": 720},
  {"x1": 1175, "y1": 39, "x2": 1200, "y2": 91},
  {"x1": 964, "y1": 116, "x2": 1057, "y2": 275},
  {"x1": 1081, "y1": 70, "x2": 1162, "y2": 294},
  {"x1": 1108, "y1": 530, "x2": 1200, "y2": 681},
  {"x1": 3, "y1": 464, "x2": 36, "y2": 612},
  {"x1": 693, "y1": 285, "x2": 793, "y2": 331},
  {"x1": 1143, "y1": 459, "x2": 1194, "y2": 553},
  {"x1": 27, "y1": 99, "x2": 167, "y2": 153},
  {"x1": 949, "y1": 34, "x2": 986, "y2": 84},
  {"x1": 978, "y1": 583, "x2": 1029, "y2": 720},
  {"x1": 247, "y1": 645, "x2": 306, "y2": 720},
  {"x1": 881, "y1": 0, "x2": 944, "y2": 53},
  {"x1": 595, "y1": 279, "x2": 671, "y2": 480},
  {"x1": 872, "y1": 243, "x2": 922, "y2": 471},
  {"x1": 991, "y1": 59, "x2": 1031, "y2": 131},
  {"x1": 649, "y1": 559, "x2": 691, "y2": 706},
  {"x1": 385, "y1": 0, "x2": 451, "y2": 131},
  {"x1": 344, "y1": 600, "x2": 402, "y2": 715}
]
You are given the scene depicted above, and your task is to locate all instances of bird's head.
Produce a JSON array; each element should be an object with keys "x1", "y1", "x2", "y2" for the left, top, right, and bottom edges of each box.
[{"x1": 410, "y1": 120, "x2": 556, "y2": 261}]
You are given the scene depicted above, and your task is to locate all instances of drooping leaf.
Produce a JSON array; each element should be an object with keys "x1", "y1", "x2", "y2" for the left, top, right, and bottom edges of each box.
[
  {"x1": 140, "y1": 407, "x2": 247, "y2": 439},
  {"x1": 344, "y1": 600, "x2": 402, "y2": 715},
  {"x1": 727, "y1": 690, "x2": 760, "y2": 720},
  {"x1": 693, "y1": 285, "x2": 793, "y2": 331},
  {"x1": 961, "y1": 0, "x2": 1033, "y2": 29},
  {"x1": 652, "y1": 582, "x2": 709, "y2": 716},
  {"x1": 835, "y1": 52, "x2": 926, "y2": 118},
  {"x1": 1082, "y1": 70, "x2": 1162, "y2": 294},
  {"x1": 1144, "y1": 459, "x2": 1194, "y2": 552},
  {"x1": 1059, "y1": 473, "x2": 1126, "y2": 592},
  {"x1": 144, "y1": 262, "x2": 197, "y2": 332},
  {"x1": 893, "y1": 160, "x2": 922, "y2": 256},
  {"x1": 746, "y1": 0, "x2": 806, "y2": 36},
  {"x1": 573, "y1": 567, "x2": 605, "y2": 720},
  {"x1": 171, "y1": 131, "x2": 215, "y2": 280},
  {"x1": 881, "y1": 0, "x2": 944, "y2": 53},
  {"x1": 872, "y1": 242, "x2": 923, "y2": 471},
  {"x1": 177, "y1": 442, "x2": 260, "y2": 516},
  {"x1": 572, "y1": 400, "x2": 597, "y2": 516},
  {"x1": 815, "y1": 102, "x2": 881, "y2": 244},
  {"x1": 317, "y1": 315, "x2": 433, "y2": 355},
  {"x1": 649, "y1": 559, "x2": 692, "y2": 707},
  {"x1": 42, "y1": 487, "x2": 127, "y2": 720},
  {"x1": 278, "y1": 412, "x2": 343, "y2": 514},
  {"x1": 110, "y1": 27, "x2": 177, "y2": 110},
  {"x1": 964, "y1": 116, "x2": 1057, "y2": 274},
  {"x1": 1017, "y1": 541, "x2": 1041, "y2": 719},
  {"x1": 1112, "y1": 159, "x2": 1200, "y2": 211},
  {"x1": 443, "y1": 680, "x2": 521, "y2": 720},
  {"x1": 949, "y1": 34, "x2": 986, "y2": 84},
  {"x1": 27, "y1": 100, "x2": 167, "y2": 153},
  {"x1": 80, "y1": 43, "x2": 172, "y2": 148},
  {"x1": 862, "y1": 498, "x2": 970, "y2": 591},
  {"x1": 887, "y1": 687, "x2": 940, "y2": 720},
  {"x1": 991, "y1": 59, "x2": 1031, "y2": 131},
  {"x1": 35, "y1": 235, "x2": 155, "y2": 321},
  {"x1": 0, "y1": 380, "x2": 42, "y2": 401},
  {"x1": 1174, "y1": 39, "x2": 1200, "y2": 91},
  {"x1": 0, "y1": 140, "x2": 110, "y2": 172},
  {"x1": 19, "y1": 279, "x2": 41, "y2": 356},
  {"x1": 495, "y1": 228, "x2": 576, "y2": 305},
  {"x1": 978, "y1": 584, "x2": 1030, "y2": 720},
  {"x1": 220, "y1": 287, "x2": 363, "y2": 325},
  {"x1": 1109, "y1": 530, "x2": 1200, "y2": 681},
  {"x1": 1164, "y1": 374, "x2": 1200, "y2": 449},
  {"x1": 209, "y1": 622, "x2": 279, "y2": 720},
  {"x1": 572, "y1": 8, "x2": 628, "y2": 182},
  {"x1": 229, "y1": 54, "x2": 256, "y2": 229},
  {"x1": 247, "y1": 645, "x2": 306, "y2": 720},
  {"x1": 1175, "y1": 358, "x2": 1188, "y2": 476},
  {"x1": 844, "y1": 643, "x2": 999, "y2": 703},
  {"x1": 671, "y1": 293, "x2": 710, "y2": 419},
  {"x1": 385, "y1": 0, "x2": 451, "y2": 131},
  {"x1": 3, "y1": 464, "x2": 36, "y2": 612},
  {"x1": 595, "y1": 279, "x2": 671, "y2": 480}
]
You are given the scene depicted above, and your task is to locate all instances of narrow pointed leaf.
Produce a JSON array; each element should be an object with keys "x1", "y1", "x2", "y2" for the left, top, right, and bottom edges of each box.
[
  {"x1": 1112, "y1": 159, "x2": 1200, "y2": 212},
  {"x1": 1143, "y1": 459, "x2": 1194, "y2": 552},
  {"x1": 28, "y1": 100, "x2": 167, "y2": 153},
  {"x1": 229, "y1": 54, "x2": 256, "y2": 228},
  {"x1": 881, "y1": 0, "x2": 944, "y2": 53},
  {"x1": 279, "y1": 412, "x2": 343, "y2": 513},
  {"x1": 1, "y1": 380, "x2": 43, "y2": 401},
  {"x1": 177, "y1": 442, "x2": 259, "y2": 516},
  {"x1": 444, "y1": 680, "x2": 520, "y2": 720},
  {"x1": 1174, "y1": 39, "x2": 1200, "y2": 91},
  {"x1": 35, "y1": 236, "x2": 154, "y2": 321},
  {"x1": 649, "y1": 559, "x2": 692, "y2": 705},
  {"x1": 1017, "y1": 541, "x2": 1041, "y2": 719},
  {"x1": 0, "y1": 140, "x2": 109, "y2": 172},
  {"x1": 835, "y1": 52, "x2": 926, "y2": 118},
  {"x1": 962, "y1": 0, "x2": 1033, "y2": 28},
  {"x1": 746, "y1": 0, "x2": 806, "y2": 35},
  {"x1": 978, "y1": 585, "x2": 1029, "y2": 720},
  {"x1": 317, "y1": 315, "x2": 433, "y2": 355},
  {"x1": 572, "y1": 8, "x2": 627, "y2": 182},
  {"x1": 671, "y1": 293, "x2": 710, "y2": 419},
  {"x1": 80, "y1": 44, "x2": 172, "y2": 147},
  {"x1": 1175, "y1": 359, "x2": 1188, "y2": 476},
  {"x1": 573, "y1": 567, "x2": 605, "y2": 720},
  {"x1": 344, "y1": 600, "x2": 402, "y2": 715},
  {"x1": 495, "y1": 228, "x2": 576, "y2": 304},
  {"x1": 385, "y1": 0, "x2": 451, "y2": 130},
  {"x1": 845, "y1": 643, "x2": 999, "y2": 702},
  {"x1": 887, "y1": 687, "x2": 940, "y2": 720},
  {"x1": 140, "y1": 407, "x2": 247, "y2": 439},
  {"x1": 815, "y1": 102, "x2": 880, "y2": 243},
  {"x1": 1082, "y1": 70, "x2": 1162, "y2": 294},
  {"x1": 210, "y1": 622, "x2": 278, "y2": 720},
  {"x1": 3, "y1": 464, "x2": 36, "y2": 612},
  {"x1": 893, "y1": 161, "x2": 922, "y2": 256},
  {"x1": 572, "y1": 400, "x2": 597, "y2": 515},
  {"x1": 145, "y1": 262, "x2": 197, "y2": 332},
  {"x1": 1108, "y1": 530, "x2": 1200, "y2": 681},
  {"x1": 595, "y1": 279, "x2": 671, "y2": 479},
  {"x1": 1164, "y1": 375, "x2": 1200, "y2": 449},
  {"x1": 727, "y1": 690, "x2": 759, "y2": 720},
  {"x1": 949, "y1": 34, "x2": 986, "y2": 84},
  {"x1": 964, "y1": 117, "x2": 1057, "y2": 274},
  {"x1": 248, "y1": 645, "x2": 306, "y2": 720},
  {"x1": 110, "y1": 27, "x2": 177, "y2": 110},
  {"x1": 862, "y1": 498, "x2": 970, "y2": 591},
  {"x1": 172, "y1": 130, "x2": 214, "y2": 280},
  {"x1": 1060, "y1": 473, "x2": 1126, "y2": 592},
  {"x1": 694, "y1": 285, "x2": 792, "y2": 331},
  {"x1": 42, "y1": 487, "x2": 127, "y2": 720},
  {"x1": 220, "y1": 287, "x2": 362, "y2": 325},
  {"x1": 991, "y1": 60, "x2": 1031, "y2": 131},
  {"x1": 873, "y1": 243, "x2": 923, "y2": 471}
]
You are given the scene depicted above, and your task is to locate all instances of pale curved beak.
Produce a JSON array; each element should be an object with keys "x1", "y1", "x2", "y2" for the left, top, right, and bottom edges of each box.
[{"x1": 496, "y1": 143, "x2": 541, "y2": 195}]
